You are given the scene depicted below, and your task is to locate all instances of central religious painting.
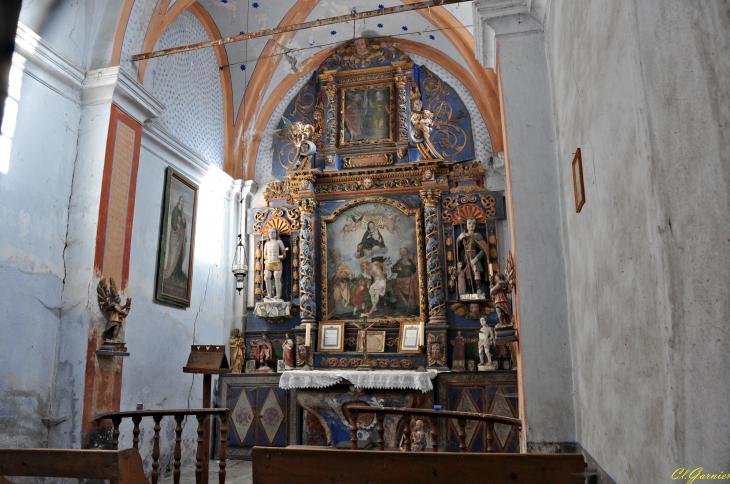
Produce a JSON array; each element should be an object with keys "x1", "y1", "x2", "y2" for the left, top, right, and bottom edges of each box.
[{"x1": 321, "y1": 199, "x2": 425, "y2": 323}]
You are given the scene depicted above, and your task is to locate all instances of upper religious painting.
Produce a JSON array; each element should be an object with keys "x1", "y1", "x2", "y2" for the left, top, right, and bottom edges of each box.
[
  {"x1": 322, "y1": 199, "x2": 425, "y2": 323},
  {"x1": 340, "y1": 83, "x2": 394, "y2": 146}
]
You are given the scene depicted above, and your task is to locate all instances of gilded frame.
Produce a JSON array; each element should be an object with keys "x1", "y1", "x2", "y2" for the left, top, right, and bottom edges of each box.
[
  {"x1": 572, "y1": 148, "x2": 585, "y2": 213},
  {"x1": 320, "y1": 197, "x2": 426, "y2": 325},
  {"x1": 357, "y1": 330, "x2": 387, "y2": 353},
  {"x1": 156, "y1": 167, "x2": 198, "y2": 307},
  {"x1": 339, "y1": 83, "x2": 395, "y2": 147},
  {"x1": 398, "y1": 321, "x2": 421, "y2": 354},
  {"x1": 318, "y1": 322, "x2": 346, "y2": 352}
]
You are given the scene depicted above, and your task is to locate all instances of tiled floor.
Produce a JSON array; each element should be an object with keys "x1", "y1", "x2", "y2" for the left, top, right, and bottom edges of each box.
[{"x1": 158, "y1": 460, "x2": 252, "y2": 484}]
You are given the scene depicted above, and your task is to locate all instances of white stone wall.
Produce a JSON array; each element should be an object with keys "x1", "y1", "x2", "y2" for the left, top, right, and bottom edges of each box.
[{"x1": 545, "y1": 0, "x2": 730, "y2": 481}]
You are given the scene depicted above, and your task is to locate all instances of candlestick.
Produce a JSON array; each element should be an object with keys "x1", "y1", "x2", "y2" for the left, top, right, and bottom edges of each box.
[
  {"x1": 419, "y1": 321, "x2": 425, "y2": 349},
  {"x1": 305, "y1": 323, "x2": 311, "y2": 346}
]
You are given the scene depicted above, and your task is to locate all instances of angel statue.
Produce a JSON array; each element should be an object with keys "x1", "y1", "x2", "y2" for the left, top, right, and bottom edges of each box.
[
  {"x1": 410, "y1": 104, "x2": 442, "y2": 142},
  {"x1": 97, "y1": 278, "x2": 131, "y2": 343},
  {"x1": 282, "y1": 117, "x2": 315, "y2": 148}
]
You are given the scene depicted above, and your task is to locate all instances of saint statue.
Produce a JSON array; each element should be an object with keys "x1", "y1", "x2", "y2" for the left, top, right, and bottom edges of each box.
[
  {"x1": 96, "y1": 277, "x2": 131, "y2": 344},
  {"x1": 490, "y1": 272, "x2": 513, "y2": 328},
  {"x1": 283, "y1": 333, "x2": 295, "y2": 370},
  {"x1": 253, "y1": 334, "x2": 274, "y2": 372},
  {"x1": 478, "y1": 318, "x2": 496, "y2": 367},
  {"x1": 451, "y1": 331, "x2": 466, "y2": 371},
  {"x1": 263, "y1": 227, "x2": 287, "y2": 301},
  {"x1": 456, "y1": 217, "x2": 488, "y2": 294},
  {"x1": 229, "y1": 328, "x2": 245, "y2": 373}
]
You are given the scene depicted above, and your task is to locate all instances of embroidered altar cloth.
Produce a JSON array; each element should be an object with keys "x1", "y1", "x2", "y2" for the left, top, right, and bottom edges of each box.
[{"x1": 279, "y1": 369, "x2": 439, "y2": 393}]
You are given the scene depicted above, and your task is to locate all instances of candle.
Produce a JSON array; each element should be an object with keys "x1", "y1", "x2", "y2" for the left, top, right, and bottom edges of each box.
[
  {"x1": 419, "y1": 321, "x2": 425, "y2": 348},
  {"x1": 305, "y1": 323, "x2": 311, "y2": 346}
]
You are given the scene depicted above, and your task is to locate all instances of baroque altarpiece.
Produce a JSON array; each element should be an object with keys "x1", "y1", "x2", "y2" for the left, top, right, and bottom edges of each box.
[{"x1": 222, "y1": 39, "x2": 519, "y2": 457}]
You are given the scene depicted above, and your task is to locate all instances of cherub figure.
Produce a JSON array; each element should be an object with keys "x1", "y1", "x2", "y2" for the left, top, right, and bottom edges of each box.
[
  {"x1": 282, "y1": 117, "x2": 315, "y2": 148},
  {"x1": 97, "y1": 278, "x2": 131, "y2": 343},
  {"x1": 341, "y1": 214, "x2": 364, "y2": 239},
  {"x1": 381, "y1": 214, "x2": 402, "y2": 239}
]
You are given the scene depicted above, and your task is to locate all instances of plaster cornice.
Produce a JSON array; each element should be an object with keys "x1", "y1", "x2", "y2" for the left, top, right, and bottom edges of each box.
[
  {"x1": 473, "y1": 0, "x2": 547, "y2": 70},
  {"x1": 13, "y1": 23, "x2": 86, "y2": 103},
  {"x1": 82, "y1": 66, "x2": 165, "y2": 123}
]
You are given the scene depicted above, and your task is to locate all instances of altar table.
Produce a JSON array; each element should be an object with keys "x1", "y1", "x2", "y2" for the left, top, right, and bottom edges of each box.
[{"x1": 279, "y1": 369, "x2": 439, "y2": 393}]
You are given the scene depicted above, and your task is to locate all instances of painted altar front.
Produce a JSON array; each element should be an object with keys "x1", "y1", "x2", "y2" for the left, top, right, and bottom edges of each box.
[{"x1": 221, "y1": 38, "x2": 518, "y2": 458}]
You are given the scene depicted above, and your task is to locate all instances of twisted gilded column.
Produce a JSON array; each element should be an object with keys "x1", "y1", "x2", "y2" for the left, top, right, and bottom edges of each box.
[
  {"x1": 297, "y1": 198, "x2": 317, "y2": 324},
  {"x1": 395, "y1": 72, "x2": 408, "y2": 158},
  {"x1": 420, "y1": 189, "x2": 446, "y2": 323}
]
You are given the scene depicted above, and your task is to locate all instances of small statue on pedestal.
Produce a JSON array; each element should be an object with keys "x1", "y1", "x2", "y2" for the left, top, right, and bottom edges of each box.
[
  {"x1": 229, "y1": 328, "x2": 245, "y2": 373},
  {"x1": 253, "y1": 334, "x2": 274, "y2": 373},
  {"x1": 283, "y1": 333, "x2": 296, "y2": 370},
  {"x1": 254, "y1": 227, "x2": 293, "y2": 321},
  {"x1": 478, "y1": 318, "x2": 497, "y2": 371},
  {"x1": 264, "y1": 227, "x2": 287, "y2": 301},
  {"x1": 97, "y1": 278, "x2": 131, "y2": 350},
  {"x1": 490, "y1": 272, "x2": 513, "y2": 328},
  {"x1": 450, "y1": 331, "x2": 466, "y2": 372}
]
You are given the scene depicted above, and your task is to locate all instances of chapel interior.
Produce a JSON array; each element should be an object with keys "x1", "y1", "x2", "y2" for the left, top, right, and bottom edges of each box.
[{"x1": 0, "y1": 1, "x2": 728, "y2": 483}]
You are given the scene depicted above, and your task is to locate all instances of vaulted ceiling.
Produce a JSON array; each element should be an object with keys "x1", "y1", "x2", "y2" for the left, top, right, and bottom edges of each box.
[{"x1": 114, "y1": 0, "x2": 502, "y2": 179}]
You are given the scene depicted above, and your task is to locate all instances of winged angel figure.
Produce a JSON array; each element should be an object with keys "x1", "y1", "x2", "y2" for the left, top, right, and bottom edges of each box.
[
  {"x1": 97, "y1": 278, "x2": 131, "y2": 343},
  {"x1": 282, "y1": 117, "x2": 315, "y2": 148},
  {"x1": 410, "y1": 104, "x2": 443, "y2": 142}
]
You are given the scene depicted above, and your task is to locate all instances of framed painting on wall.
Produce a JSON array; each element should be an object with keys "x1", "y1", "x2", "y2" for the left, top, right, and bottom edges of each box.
[
  {"x1": 156, "y1": 167, "x2": 198, "y2": 307},
  {"x1": 339, "y1": 83, "x2": 395, "y2": 147},
  {"x1": 356, "y1": 330, "x2": 387, "y2": 353},
  {"x1": 321, "y1": 198, "x2": 425, "y2": 324},
  {"x1": 572, "y1": 148, "x2": 585, "y2": 213},
  {"x1": 319, "y1": 322, "x2": 345, "y2": 352},
  {"x1": 398, "y1": 322, "x2": 421, "y2": 354}
]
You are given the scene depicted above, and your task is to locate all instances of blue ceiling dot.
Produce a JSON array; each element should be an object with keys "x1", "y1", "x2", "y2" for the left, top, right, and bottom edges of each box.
[
  {"x1": 240, "y1": 31, "x2": 245, "y2": 35},
  {"x1": 252, "y1": 2, "x2": 259, "y2": 7},
  {"x1": 378, "y1": 4, "x2": 385, "y2": 9},
  {"x1": 331, "y1": 30, "x2": 337, "y2": 35},
  {"x1": 220, "y1": 0, "x2": 227, "y2": 3},
  {"x1": 240, "y1": 64, "x2": 246, "y2": 70},
  {"x1": 402, "y1": 26, "x2": 408, "y2": 31},
  {"x1": 429, "y1": 34, "x2": 435, "y2": 40},
  {"x1": 351, "y1": 8, "x2": 357, "y2": 14},
  {"x1": 377, "y1": 23, "x2": 384, "y2": 28}
]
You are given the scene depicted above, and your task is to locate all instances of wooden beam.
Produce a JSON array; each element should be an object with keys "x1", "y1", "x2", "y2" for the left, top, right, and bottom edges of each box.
[{"x1": 132, "y1": 0, "x2": 471, "y2": 61}]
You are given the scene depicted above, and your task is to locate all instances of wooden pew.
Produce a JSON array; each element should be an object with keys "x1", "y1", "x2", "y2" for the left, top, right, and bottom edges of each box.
[
  {"x1": 0, "y1": 448, "x2": 150, "y2": 484},
  {"x1": 252, "y1": 447, "x2": 585, "y2": 484}
]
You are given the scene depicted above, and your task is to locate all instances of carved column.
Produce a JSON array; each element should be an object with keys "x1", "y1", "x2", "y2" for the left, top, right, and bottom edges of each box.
[
  {"x1": 420, "y1": 189, "x2": 446, "y2": 324},
  {"x1": 322, "y1": 81, "x2": 338, "y2": 169},
  {"x1": 395, "y1": 72, "x2": 409, "y2": 160},
  {"x1": 297, "y1": 198, "x2": 317, "y2": 324}
]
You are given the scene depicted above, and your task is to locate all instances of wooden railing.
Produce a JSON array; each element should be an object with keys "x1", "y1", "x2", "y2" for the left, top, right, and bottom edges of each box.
[
  {"x1": 347, "y1": 405, "x2": 522, "y2": 453},
  {"x1": 96, "y1": 408, "x2": 229, "y2": 484}
]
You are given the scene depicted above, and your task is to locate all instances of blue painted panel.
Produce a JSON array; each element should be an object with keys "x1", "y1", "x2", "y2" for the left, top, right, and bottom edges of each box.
[
  {"x1": 471, "y1": 426, "x2": 484, "y2": 452},
  {"x1": 487, "y1": 386, "x2": 497, "y2": 408},
  {"x1": 449, "y1": 387, "x2": 462, "y2": 410},
  {"x1": 271, "y1": 75, "x2": 319, "y2": 179},
  {"x1": 418, "y1": 66, "x2": 474, "y2": 162},
  {"x1": 469, "y1": 387, "x2": 483, "y2": 411}
]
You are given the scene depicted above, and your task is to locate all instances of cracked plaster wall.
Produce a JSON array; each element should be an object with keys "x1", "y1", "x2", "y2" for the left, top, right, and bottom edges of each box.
[
  {"x1": 545, "y1": 0, "x2": 730, "y2": 481},
  {"x1": 0, "y1": 56, "x2": 79, "y2": 448}
]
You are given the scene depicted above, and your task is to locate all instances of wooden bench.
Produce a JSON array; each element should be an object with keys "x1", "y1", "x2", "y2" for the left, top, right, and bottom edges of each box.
[
  {"x1": 0, "y1": 448, "x2": 149, "y2": 484},
  {"x1": 252, "y1": 447, "x2": 585, "y2": 484}
]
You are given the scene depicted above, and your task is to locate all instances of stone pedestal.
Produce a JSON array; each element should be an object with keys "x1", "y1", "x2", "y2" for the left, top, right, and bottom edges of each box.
[{"x1": 254, "y1": 300, "x2": 292, "y2": 320}]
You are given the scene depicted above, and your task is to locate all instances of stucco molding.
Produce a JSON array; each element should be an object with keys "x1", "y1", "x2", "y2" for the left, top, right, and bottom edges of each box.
[
  {"x1": 141, "y1": 121, "x2": 234, "y2": 196},
  {"x1": 82, "y1": 66, "x2": 165, "y2": 124},
  {"x1": 13, "y1": 23, "x2": 86, "y2": 103},
  {"x1": 473, "y1": 0, "x2": 548, "y2": 70}
]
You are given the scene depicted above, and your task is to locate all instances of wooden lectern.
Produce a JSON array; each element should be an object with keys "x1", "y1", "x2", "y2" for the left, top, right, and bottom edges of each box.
[{"x1": 183, "y1": 345, "x2": 230, "y2": 484}]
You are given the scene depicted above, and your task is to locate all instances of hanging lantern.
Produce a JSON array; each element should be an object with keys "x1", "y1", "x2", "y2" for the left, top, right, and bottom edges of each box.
[{"x1": 231, "y1": 234, "x2": 248, "y2": 294}]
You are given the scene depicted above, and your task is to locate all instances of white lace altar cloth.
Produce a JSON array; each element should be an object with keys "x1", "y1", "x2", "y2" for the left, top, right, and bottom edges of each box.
[{"x1": 279, "y1": 369, "x2": 439, "y2": 393}]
